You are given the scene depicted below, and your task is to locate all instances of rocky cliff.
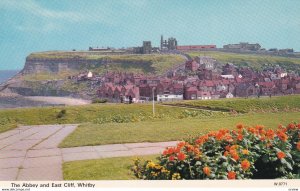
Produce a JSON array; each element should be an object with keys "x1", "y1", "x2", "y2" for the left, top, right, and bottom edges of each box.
[{"x1": 1, "y1": 51, "x2": 185, "y2": 99}]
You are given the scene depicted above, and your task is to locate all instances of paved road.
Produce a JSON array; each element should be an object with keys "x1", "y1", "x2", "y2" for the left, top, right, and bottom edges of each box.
[{"x1": 0, "y1": 125, "x2": 177, "y2": 180}]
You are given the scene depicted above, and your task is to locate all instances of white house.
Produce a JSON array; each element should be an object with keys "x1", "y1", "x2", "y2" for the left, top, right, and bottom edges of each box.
[
  {"x1": 87, "y1": 71, "x2": 93, "y2": 78},
  {"x1": 157, "y1": 94, "x2": 183, "y2": 102},
  {"x1": 226, "y1": 92, "x2": 234, "y2": 98},
  {"x1": 221, "y1": 75, "x2": 234, "y2": 79}
]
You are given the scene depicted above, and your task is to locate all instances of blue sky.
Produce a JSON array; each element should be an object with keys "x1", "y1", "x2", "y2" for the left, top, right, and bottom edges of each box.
[{"x1": 0, "y1": 0, "x2": 299, "y2": 70}]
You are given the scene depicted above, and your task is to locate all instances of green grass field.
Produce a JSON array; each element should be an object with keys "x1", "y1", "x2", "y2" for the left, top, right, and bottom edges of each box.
[
  {"x1": 0, "y1": 103, "x2": 218, "y2": 133},
  {"x1": 63, "y1": 154, "x2": 158, "y2": 180},
  {"x1": 165, "y1": 95, "x2": 300, "y2": 113},
  {"x1": 59, "y1": 111, "x2": 300, "y2": 147},
  {"x1": 186, "y1": 51, "x2": 300, "y2": 72}
]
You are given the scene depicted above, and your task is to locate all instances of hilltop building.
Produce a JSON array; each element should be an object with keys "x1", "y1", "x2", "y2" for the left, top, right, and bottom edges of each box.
[
  {"x1": 176, "y1": 45, "x2": 216, "y2": 51},
  {"x1": 160, "y1": 35, "x2": 178, "y2": 50},
  {"x1": 223, "y1": 42, "x2": 261, "y2": 51},
  {"x1": 89, "y1": 47, "x2": 111, "y2": 51}
]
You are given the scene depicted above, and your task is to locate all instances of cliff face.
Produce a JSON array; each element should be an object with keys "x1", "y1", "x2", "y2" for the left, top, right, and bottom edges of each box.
[{"x1": 22, "y1": 57, "x2": 102, "y2": 74}]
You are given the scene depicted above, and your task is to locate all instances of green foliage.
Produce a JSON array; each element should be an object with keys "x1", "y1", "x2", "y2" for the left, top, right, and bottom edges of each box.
[
  {"x1": 56, "y1": 109, "x2": 67, "y2": 119},
  {"x1": 92, "y1": 98, "x2": 108, "y2": 104},
  {"x1": 133, "y1": 123, "x2": 300, "y2": 179}
]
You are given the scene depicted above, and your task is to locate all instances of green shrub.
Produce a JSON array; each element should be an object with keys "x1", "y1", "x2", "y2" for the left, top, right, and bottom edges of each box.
[
  {"x1": 132, "y1": 122, "x2": 300, "y2": 179},
  {"x1": 92, "y1": 98, "x2": 108, "y2": 104},
  {"x1": 57, "y1": 109, "x2": 67, "y2": 118}
]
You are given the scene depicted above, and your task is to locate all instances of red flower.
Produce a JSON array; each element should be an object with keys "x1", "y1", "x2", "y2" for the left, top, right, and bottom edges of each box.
[
  {"x1": 177, "y1": 152, "x2": 186, "y2": 161},
  {"x1": 169, "y1": 155, "x2": 175, "y2": 161},
  {"x1": 167, "y1": 147, "x2": 175, "y2": 155},
  {"x1": 162, "y1": 150, "x2": 168, "y2": 155},
  {"x1": 237, "y1": 134, "x2": 243, "y2": 141},
  {"x1": 227, "y1": 171, "x2": 236, "y2": 180},
  {"x1": 288, "y1": 123, "x2": 296, "y2": 129},
  {"x1": 203, "y1": 166, "x2": 211, "y2": 176},
  {"x1": 297, "y1": 142, "x2": 300, "y2": 151},
  {"x1": 177, "y1": 141, "x2": 185, "y2": 148},
  {"x1": 277, "y1": 152, "x2": 286, "y2": 159},
  {"x1": 241, "y1": 159, "x2": 250, "y2": 171}
]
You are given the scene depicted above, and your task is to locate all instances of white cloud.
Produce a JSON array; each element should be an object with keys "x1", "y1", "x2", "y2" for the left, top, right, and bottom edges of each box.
[{"x1": 0, "y1": 0, "x2": 86, "y2": 22}]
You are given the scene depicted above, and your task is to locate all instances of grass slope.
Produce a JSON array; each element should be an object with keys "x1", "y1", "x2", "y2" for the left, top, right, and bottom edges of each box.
[
  {"x1": 165, "y1": 95, "x2": 300, "y2": 113},
  {"x1": 59, "y1": 111, "x2": 300, "y2": 147},
  {"x1": 63, "y1": 155, "x2": 158, "y2": 180},
  {"x1": 186, "y1": 51, "x2": 300, "y2": 72}
]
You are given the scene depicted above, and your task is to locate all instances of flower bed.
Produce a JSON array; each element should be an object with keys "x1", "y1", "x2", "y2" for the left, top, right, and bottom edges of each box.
[{"x1": 132, "y1": 123, "x2": 300, "y2": 179}]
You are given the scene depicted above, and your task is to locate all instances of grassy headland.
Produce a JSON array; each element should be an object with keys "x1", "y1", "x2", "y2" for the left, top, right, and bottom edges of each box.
[{"x1": 186, "y1": 51, "x2": 300, "y2": 72}]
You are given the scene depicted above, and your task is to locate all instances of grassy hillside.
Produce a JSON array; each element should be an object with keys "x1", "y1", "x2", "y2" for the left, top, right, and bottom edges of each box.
[
  {"x1": 186, "y1": 51, "x2": 300, "y2": 72},
  {"x1": 164, "y1": 95, "x2": 300, "y2": 113}
]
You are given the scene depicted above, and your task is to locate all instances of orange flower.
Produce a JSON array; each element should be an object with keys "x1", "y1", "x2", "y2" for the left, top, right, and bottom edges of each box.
[
  {"x1": 277, "y1": 152, "x2": 286, "y2": 159},
  {"x1": 230, "y1": 145, "x2": 239, "y2": 150},
  {"x1": 193, "y1": 147, "x2": 201, "y2": 155},
  {"x1": 224, "y1": 151, "x2": 229, "y2": 157},
  {"x1": 225, "y1": 145, "x2": 231, "y2": 151},
  {"x1": 255, "y1": 125, "x2": 264, "y2": 131},
  {"x1": 203, "y1": 166, "x2": 211, "y2": 176},
  {"x1": 297, "y1": 142, "x2": 300, "y2": 151},
  {"x1": 241, "y1": 159, "x2": 250, "y2": 171},
  {"x1": 169, "y1": 155, "x2": 175, "y2": 161},
  {"x1": 237, "y1": 134, "x2": 243, "y2": 141},
  {"x1": 232, "y1": 153, "x2": 240, "y2": 161},
  {"x1": 242, "y1": 149, "x2": 249, "y2": 155},
  {"x1": 266, "y1": 129, "x2": 275, "y2": 139},
  {"x1": 277, "y1": 131, "x2": 288, "y2": 142},
  {"x1": 227, "y1": 171, "x2": 236, "y2": 180},
  {"x1": 177, "y1": 152, "x2": 186, "y2": 161},
  {"x1": 236, "y1": 123, "x2": 244, "y2": 129}
]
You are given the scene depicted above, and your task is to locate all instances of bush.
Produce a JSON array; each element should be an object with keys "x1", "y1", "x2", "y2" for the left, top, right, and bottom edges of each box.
[
  {"x1": 132, "y1": 122, "x2": 300, "y2": 179},
  {"x1": 92, "y1": 98, "x2": 108, "y2": 104},
  {"x1": 57, "y1": 109, "x2": 67, "y2": 118}
]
